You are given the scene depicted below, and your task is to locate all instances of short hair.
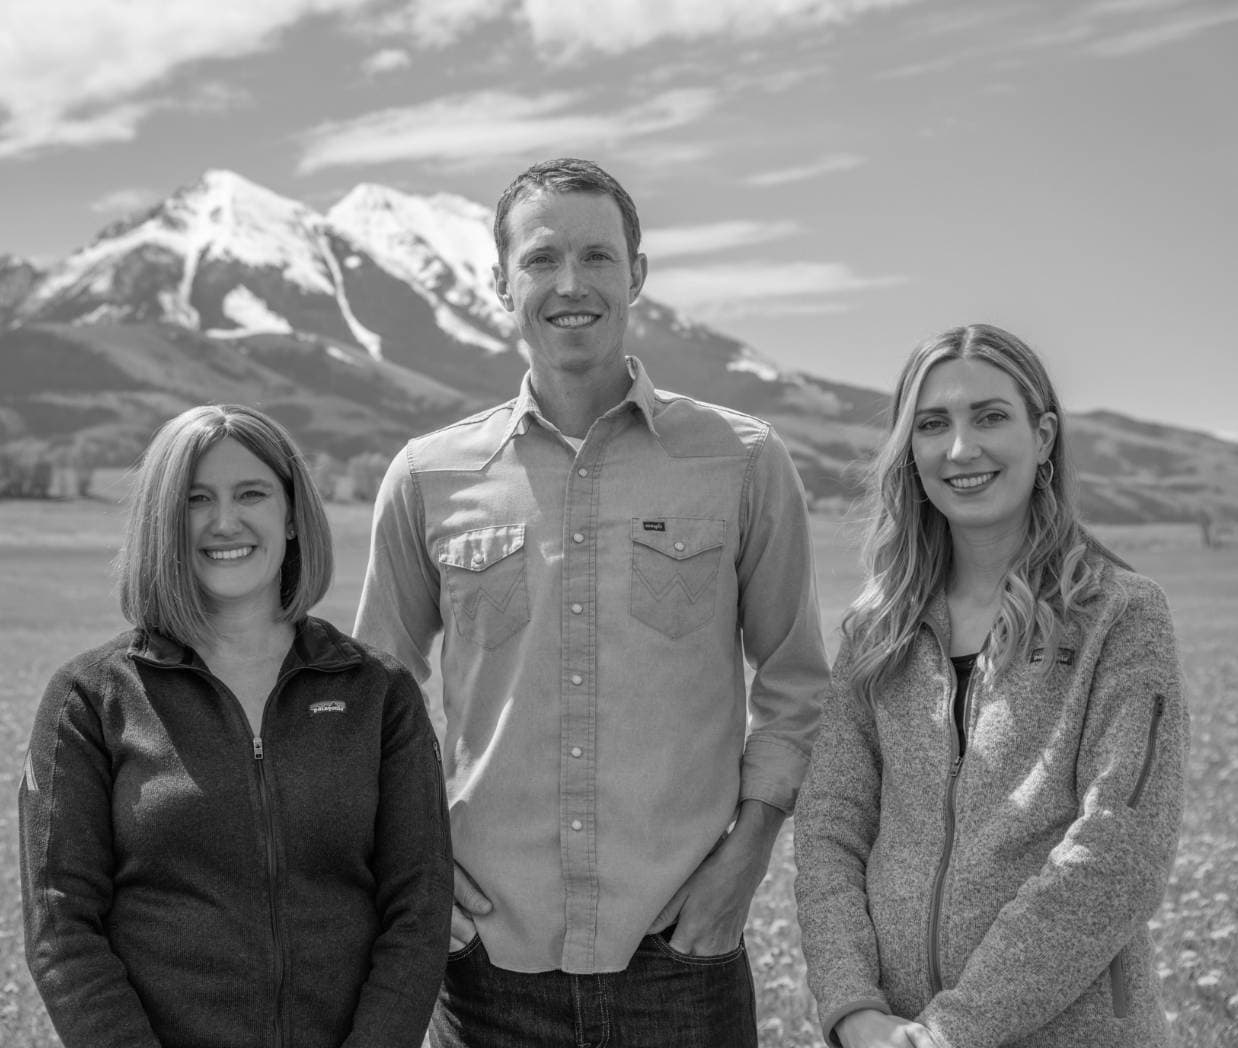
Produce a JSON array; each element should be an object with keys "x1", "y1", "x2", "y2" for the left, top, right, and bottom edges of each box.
[
  {"x1": 493, "y1": 157, "x2": 642, "y2": 270},
  {"x1": 843, "y1": 324, "x2": 1109, "y2": 702},
  {"x1": 117, "y1": 404, "x2": 333, "y2": 645}
]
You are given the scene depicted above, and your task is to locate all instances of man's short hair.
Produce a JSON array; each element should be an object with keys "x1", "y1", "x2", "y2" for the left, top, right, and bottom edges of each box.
[
  {"x1": 493, "y1": 157, "x2": 642, "y2": 270},
  {"x1": 116, "y1": 404, "x2": 333, "y2": 645}
]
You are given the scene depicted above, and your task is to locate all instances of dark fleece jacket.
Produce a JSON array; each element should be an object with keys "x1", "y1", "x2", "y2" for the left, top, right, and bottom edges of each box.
[{"x1": 20, "y1": 616, "x2": 453, "y2": 1048}]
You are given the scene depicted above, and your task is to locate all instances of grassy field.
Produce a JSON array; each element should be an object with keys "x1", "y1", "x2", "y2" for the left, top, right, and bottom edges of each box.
[{"x1": 1, "y1": 497, "x2": 1235, "y2": 1046}]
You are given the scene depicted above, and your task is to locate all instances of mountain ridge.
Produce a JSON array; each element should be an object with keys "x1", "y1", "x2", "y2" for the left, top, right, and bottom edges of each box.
[{"x1": 2, "y1": 169, "x2": 1234, "y2": 524}]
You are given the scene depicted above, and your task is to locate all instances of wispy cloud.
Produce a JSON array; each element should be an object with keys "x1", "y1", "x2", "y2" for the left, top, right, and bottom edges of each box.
[
  {"x1": 0, "y1": 0, "x2": 369, "y2": 159},
  {"x1": 516, "y1": 0, "x2": 922, "y2": 57},
  {"x1": 643, "y1": 220, "x2": 801, "y2": 259},
  {"x1": 744, "y1": 153, "x2": 867, "y2": 186},
  {"x1": 1086, "y1": 6, "x2": 1238, "y2": 55},
  {"x1": 357, "y1": 0, "x2": 922, "y2": 57},
  {"x1": 360, "y1": 48, "x2": 413, "y2": 77},
  {"x1": 88, "y1": 187, "x2": 160, "y2": 216},
  {"x1": 296, "y1": 88, "x2": 718, "y2": 173},
  {"x1": 646, "y1": 260, "x2": 905, "y2": 320}
]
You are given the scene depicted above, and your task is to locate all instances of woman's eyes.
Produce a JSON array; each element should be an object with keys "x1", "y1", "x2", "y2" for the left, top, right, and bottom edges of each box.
[
  {"x1": 188, "y1": 489, "x2": 268, "y2": 504},
  {"x1": 916, "y1": 411, "x2": 1008, "y2": 432}
]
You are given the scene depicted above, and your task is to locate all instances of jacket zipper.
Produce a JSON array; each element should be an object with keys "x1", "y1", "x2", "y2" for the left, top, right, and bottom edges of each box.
[
  {"x1": 927, "y1": 657, "x2": 975, "y2": 994},
  {"x1": 1128, "y1": 694, "x2": 1166, "y2": 809},
  {"x1": 253, "y1": 736, "x2": 287, "y2": 1048}
]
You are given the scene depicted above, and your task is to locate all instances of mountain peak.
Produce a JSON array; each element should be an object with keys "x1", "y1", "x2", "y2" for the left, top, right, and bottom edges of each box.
[{"x1": 328, "y1": 183, "x2": 505, "y2": 334}]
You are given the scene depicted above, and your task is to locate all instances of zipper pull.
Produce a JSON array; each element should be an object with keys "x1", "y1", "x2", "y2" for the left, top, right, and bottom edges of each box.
[
  {"x1": 951, "y1": 755, "x2": 964, "y2": 777},
  {"x1": 253, "y1": 737, "x2": 264, "y2": 760}
]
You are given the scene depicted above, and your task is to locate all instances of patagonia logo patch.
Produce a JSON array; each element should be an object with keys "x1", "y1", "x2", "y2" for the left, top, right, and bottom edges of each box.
[
  {"x1": 642, "y1": 520, "x2": 666, "y2": 532},
  {"x1": 1030, "y1": 647, "x2": 1075, "y2": 666},
  {"x1": 309, "y1": 700, "x2": 347, "y2": 715}
]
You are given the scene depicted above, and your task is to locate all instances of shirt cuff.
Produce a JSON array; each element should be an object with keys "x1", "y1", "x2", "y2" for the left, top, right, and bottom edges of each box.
[{"x1": 740, "y1": 735, "x2": 810, "y2": 814}]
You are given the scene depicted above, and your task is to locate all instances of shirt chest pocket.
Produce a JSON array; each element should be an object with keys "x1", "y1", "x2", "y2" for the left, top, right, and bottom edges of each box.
[
  {"x1": 629, "y1": 517, "x2": 726, "y2": 640},
  {"x1": 438, "y1": 524, "x2": 530, "y2": 649}
]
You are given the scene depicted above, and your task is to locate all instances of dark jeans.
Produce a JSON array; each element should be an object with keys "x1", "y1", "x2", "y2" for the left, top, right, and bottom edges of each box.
[{"x1": 429, "y1": 932, "x2": 758, "y2": 1048}]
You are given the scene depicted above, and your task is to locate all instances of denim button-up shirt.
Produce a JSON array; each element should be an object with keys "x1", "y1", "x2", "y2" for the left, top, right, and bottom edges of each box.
[{"x1": 355, "y1": 358, "x2": 829, "y2": 973}]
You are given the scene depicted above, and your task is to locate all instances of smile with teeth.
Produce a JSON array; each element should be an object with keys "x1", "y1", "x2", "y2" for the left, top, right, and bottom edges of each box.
[
  {"x1": 947, "y1": 472, "x2": 997, "y2": 490},
  {"x1": 204, "y1": 546, "x2": 255, "y2": 561},
  {"x1": 548, "y1": 313, "x2": 597, "y2": 328}
]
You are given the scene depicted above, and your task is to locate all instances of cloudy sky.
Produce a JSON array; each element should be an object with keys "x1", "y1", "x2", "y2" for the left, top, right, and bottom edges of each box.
[{"x1": 3, "y1": 0, "x2": 1235, "y2": 438}]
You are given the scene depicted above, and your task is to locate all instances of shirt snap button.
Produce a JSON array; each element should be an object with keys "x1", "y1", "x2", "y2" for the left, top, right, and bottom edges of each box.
[
  {"x1": 577, "y1": 468, "x2": 589, "y2": 477},
  {"x1": 570, "y1": 674, "x2": 583, "y2": 685},
  {"x1": 673, "y1": 541, "x2": 685, "y2": 552},
  {"x1": 570, "y1": 746, "x2": 583, "y2": 758},
  {"x1": 572, "y1": 532, "x2": 584, "y2": 543},
  {"x1": 570, "y1": 603, "x2": 583, "y2": 614},
  {"x1": 570, "y1": 819, "x2": 583, "y2": 831}
]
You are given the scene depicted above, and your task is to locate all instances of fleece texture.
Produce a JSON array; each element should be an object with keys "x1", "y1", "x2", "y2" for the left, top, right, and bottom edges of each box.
[{"x1": 795, "y1": 558, "x2": 1187, "y2": 1048}]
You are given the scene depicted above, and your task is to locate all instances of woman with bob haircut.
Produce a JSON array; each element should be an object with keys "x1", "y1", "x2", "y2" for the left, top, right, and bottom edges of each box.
[
  {"x1": 20, "y1": 404, "x2": 453, "y2": 1048},
  {"x1": 794, "y1": 325, "x2": 1187, "y2": 1048}
]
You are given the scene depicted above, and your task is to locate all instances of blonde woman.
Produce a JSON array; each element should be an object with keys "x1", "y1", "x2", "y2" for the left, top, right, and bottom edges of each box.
[
  {"x1": 20, "y1": 404, "x2": 453, "y2": 1048},
  {"x1": 794, "y1": 325, "x2": 1186, "y2": 1048}
]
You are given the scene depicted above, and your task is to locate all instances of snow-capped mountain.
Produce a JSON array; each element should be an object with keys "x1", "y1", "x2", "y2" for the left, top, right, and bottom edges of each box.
[
  {"x1": 3, "y1": 170, "x2": 1235, "y2": 522},
  {"x1": 15, "y1": 171, "x2": 387, "y2": 352},
  {"x1": 328, "y1": 185, "x2": 512, "y2": 352}
]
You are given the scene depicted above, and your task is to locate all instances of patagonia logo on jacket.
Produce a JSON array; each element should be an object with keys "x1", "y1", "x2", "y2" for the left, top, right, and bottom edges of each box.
[{"x1": 309, "y1": 700, "x2": 347, "y2": 715}]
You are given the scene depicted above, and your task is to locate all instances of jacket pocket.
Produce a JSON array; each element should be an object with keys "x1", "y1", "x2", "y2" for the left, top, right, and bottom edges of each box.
[
  {"x1": 629, "y1": 517, "x2": 725, "y2": 639},
  {"x1": 1109, "y1": 950, "x2": 1131, "y2": 1018},
  {"x1": 438, "y1": 524, "x2": 530, "y2": 649},
  {"x1": 1128, "y1": 694, "x2": 1166, "y2": 809}
]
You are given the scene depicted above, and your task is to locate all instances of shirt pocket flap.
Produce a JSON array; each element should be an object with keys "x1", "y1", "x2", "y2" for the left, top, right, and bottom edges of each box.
[
  {"x1": 437, "y1": 524, "x2": 526, "y2": 572},
  {"x1": 630, "y1": 517, "x2": 726, "y2": 560}
]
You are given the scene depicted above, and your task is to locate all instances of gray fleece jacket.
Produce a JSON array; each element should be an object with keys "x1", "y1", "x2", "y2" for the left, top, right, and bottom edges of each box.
[{"x1": 794, "y1": 558, "x2": 1187, "y2": 1048}]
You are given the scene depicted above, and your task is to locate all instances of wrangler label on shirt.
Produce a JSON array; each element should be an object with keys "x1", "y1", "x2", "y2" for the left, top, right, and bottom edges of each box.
[{"x1": 642, "y1": 520, "x2": 667, "y2": 531}]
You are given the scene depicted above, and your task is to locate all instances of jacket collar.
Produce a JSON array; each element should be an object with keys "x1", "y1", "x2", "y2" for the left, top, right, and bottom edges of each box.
[
  {"x1": 499, "y1": 355, "x2": 660, "y2": 446},
  {"x1": 129, "y1": 617, "x2": 363, "y2": 674},
  {"x1": 920, "y1": 590, "x2": 952, "y2": 653}
]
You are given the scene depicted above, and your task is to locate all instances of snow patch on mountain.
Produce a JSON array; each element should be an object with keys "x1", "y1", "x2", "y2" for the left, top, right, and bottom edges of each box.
[
  {"x1": 192, "y1": 170, "x2": 336, "y2": 295},
  {"x1": 328, "y1": 185, "x2": 512, "y2": 352},
  {"x1": 726, "y1": 346, "x2": 783, "y2": 383},
  {"x1": 207, "y1": 286, "x2": 293, "y2": 337},
  {"x1": 317, "y1": 233, "x2": 383, "y2": 360}
]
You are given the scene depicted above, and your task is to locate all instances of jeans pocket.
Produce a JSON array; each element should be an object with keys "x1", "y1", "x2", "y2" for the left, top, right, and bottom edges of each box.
[
  {"x1": 648, "y1": 931, "x2": 745, "y2": 967},
  {"x1": 447, "y1": 933, "x2": 482, "y2": 963},
  {"x1": 629, "y1": 517, "x2": 725, "y2": 639},
  {"x1": 439, "y1": 524, "x2": 530, "y2": 649}
]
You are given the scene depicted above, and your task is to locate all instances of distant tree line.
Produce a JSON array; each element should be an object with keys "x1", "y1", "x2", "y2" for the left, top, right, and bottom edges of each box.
[
  {"x1": 0, "y1": 440, "x2": 393, "y2": 503},
  {"x1": 0, "y1": 439, "x2": 95, "y2": 498}
]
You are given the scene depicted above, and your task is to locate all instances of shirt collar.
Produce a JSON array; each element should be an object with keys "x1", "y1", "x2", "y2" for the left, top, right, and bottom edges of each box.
[{"x1": 501, "y1": 355, "x2": 659, "y2": 445}]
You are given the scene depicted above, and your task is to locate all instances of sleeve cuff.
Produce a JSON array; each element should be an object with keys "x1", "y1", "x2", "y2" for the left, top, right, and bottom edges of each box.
[{"x1": 740, "y1": 735, "x2": 810, "y2": 813}]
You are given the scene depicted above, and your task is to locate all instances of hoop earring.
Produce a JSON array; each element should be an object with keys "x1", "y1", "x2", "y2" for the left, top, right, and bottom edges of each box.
[{"x1": 1035, "y1": 459, "x2": 1055, "y2": 490}]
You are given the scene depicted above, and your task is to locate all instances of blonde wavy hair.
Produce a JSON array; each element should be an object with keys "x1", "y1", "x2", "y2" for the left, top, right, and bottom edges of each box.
[{"x1": 844, "y1": 324, "x2": 1115, "y2": 703}]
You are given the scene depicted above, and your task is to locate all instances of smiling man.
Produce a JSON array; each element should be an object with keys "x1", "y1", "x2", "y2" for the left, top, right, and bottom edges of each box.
[{"x1": 354, "y1": 157, "x2": 830, "y2": 1047}]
